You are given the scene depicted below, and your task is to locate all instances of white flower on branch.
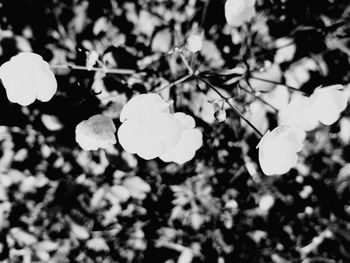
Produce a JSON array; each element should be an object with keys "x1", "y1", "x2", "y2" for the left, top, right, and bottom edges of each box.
[
  {"x1": 257, "y1": 125, "x2": 305, "y2": 176},
  {"x1": 225, "y1": 0, "x2": 256, "y2": 27},
  {"x1": 75, "y1": 114, "x2": 117, "y2": 151},
  {"x1": 118, "y1": 94, "x2": 203, "y2": 163},
  {"x1": 279, "y1": 93, "x2": 319, "y2": 132},
  {"x1": 0, "y1": 52, "x2": 57, "y2": 106},
  {"x1": 159, "y1": 113, "x2": 203, "y2": 164},
  {"x1": 309, "y1": 85, "x2": 348, "y2": 126}
]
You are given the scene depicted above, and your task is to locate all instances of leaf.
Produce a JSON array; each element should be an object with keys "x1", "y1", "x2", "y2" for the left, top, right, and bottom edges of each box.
[
  {"x1": 86, "y1": 237, "x2": 110, "y2": 252},
  {"x1": 90, "y1": 187, "x2": 106, "y2": 210},
  {"x1": 41, "y1": 114, "x2": 63, "y2": 131},
  {"x1": 123, "y1": 176, "x2": 151, "y2": 200},
  {"x1": 109, "y1": 185, "x2": 130, "y2": 203},
  {"x1": 93, "y1": 17, "x2": 109, "y2": 36},
  {"x1": 69, "y1": 220, "x2": 90, "y2": 240},
  {"x1": 35, "y1": 241, "x2": 59, "y2": 251},
  {"x1": 151, "y1": 29, "x2": 172, "y2": 53},
  {"x1": 10, "y1": 227, "x2": 37, "y2": 246},
  {"x1": 178, "y1": 248, "x2": 193, "y2": 263}
]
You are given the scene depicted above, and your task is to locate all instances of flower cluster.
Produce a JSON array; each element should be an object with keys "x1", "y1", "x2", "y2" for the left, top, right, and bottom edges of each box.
[
  {"x1": 225, "y1": 0, "x2": 256, "y2": 27},
  {"x1": 279, "y1": 85, "x2": 348, "y2": 131},
  {"x1": 259, "y1": 85, "x2": 348, "y2": 175},
  {"x1": 118, "y1": 94, "x2": 203, "y2": 164},
  {"x1": 0, "y1": 52, "x2": 57, "y2": 106}
]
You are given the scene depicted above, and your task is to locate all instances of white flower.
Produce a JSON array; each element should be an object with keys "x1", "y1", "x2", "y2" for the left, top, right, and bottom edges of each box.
[
  {"x1": 0, "y1": 52, "x2": 57, "y2": 106},
  {"x1": 257, "y1": 125, "x2": 305, "y2": 176},
  {"x1": 120, "y1": 93, "x2": 171, "y2": 122},
  {"x1": 186, "y1": 34, "x2": 203, "y2": 53},
  {"x1": 309, "y1": 85, "x2": 347, "y2": 125},
  {"x1": 75, "y1": 114, "x2": 117, "y2": 151},
  {"x1": 279, "y1": 93, "x2": 319, "y2": 131},
  {"x1": 118, "y1": 113, "x2": 183, "y2": 160},
  {"x1": 225, "y1": 0, "x2": 256, "y2": 27},
  {"x1": 159, "y1": 113, "x2": 203, "y2": 164},
  {"x1": 118, "y1": 94, "x2": 203, "y2": 163},
  {"x1": 118, "y1": 94, "x2": 183, "y2": 160}
]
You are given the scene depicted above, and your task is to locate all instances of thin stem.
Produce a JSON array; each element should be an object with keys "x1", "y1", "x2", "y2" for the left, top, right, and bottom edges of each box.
[
  {"x1": 194, "y1": 75, "x2": 263, "y2": 138},
  {"x1": 200, "y1": 0, "x2": 210, "y2": 27},
  {"x1": 154, "y1": 74, "x2": 194, "y2": 93},
  {"x1": 179, "y1": 52, "x2": 194, "y2": 74},
  {"x1": 50, "y1": 64, "x2": 137, "y2": 75},
  {"x1": 239, "y1": 81, "x2": 279, "y2": 112},
  {"x1": 248, "y1": 76, "x2": 304, "y2": 93}
]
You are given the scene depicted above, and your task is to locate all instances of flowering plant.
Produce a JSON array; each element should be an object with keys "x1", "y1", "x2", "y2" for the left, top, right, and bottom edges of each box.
[{"x1": 0, "y1": 0, "x2": 350, "y2": 262}]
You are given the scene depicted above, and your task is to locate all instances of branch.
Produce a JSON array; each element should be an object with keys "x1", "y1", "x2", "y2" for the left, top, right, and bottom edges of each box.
[
  {"x1": 241, "y1": 80, "x2": 279, "y2": 112},
  {"x1": 154, "y1": 74, "x2": 194, "y2": 93},
  {"x1": 249, "y1": 76, "x2": 305, "y2": 93},
  {"x1": 194, "y1": 75, "x2": 263, "y2": 138},
  {"x1": 50, "y1": 64, "x2": 137, "y2": 75}
]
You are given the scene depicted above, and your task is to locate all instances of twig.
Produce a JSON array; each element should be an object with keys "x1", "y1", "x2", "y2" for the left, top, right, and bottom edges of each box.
[
  {"x1": 50, "y1": 64, "x2": 137, "y2": 75},
  {"x1": 249, "y1": 76, "x2": 304, "y2": 93},
  {"x1": 179, "y1": 51, "x2": 194, "y2": 74},
  {"x1": 154, "y1": 74, "x2": 194, "y2": 93},
  {"x1": 241, "y1": 80, "x2": 279, "y2": 112},
  {"x1": 194, "y1": 75, "x2": 263, "y2": 138}
]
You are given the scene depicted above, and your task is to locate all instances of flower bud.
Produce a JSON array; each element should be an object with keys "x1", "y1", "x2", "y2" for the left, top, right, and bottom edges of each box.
[{"x1": 214, "y1": 108, "x2": 227, "y2": 122}]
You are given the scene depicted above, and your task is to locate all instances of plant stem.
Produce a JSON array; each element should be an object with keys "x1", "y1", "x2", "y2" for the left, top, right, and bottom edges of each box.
[
  {"x1": 179, "y1": 52, "x2": 194, "y2": 74},
  {"x1": 50, "y1": 64, "x2": 137, "y2": 75},
  {"x1": 154, "y1": 74, "x2": 194, "y2": 93},
  {"x1": 239, "y1": 82, "x2": 279, "y2": 112},
  {"x1": 194, "y1": 75, "x2": 263, "y2": 138},
  {"x1": 249, "y1": 76, "x2": 304, "y2": 93}
]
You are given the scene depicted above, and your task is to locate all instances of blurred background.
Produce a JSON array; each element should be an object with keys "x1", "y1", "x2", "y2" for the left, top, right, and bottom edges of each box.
[{"x1": 0, "y1": 0, "x2": 350, "y2": 262}]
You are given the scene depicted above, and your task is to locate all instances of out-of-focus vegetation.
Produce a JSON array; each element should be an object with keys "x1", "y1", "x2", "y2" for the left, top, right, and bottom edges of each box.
[{"x1": 0, "y1": 0, "x2": 350, "y2": 262}]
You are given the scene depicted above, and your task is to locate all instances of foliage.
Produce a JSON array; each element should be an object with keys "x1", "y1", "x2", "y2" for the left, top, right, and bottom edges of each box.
[{"x1": 0, "y1": 0, "x2": 350, "y2": 262}]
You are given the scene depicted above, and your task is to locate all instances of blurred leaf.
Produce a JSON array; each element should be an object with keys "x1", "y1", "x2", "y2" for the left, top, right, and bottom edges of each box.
[
  {"x1": 69, "y1": 220, "x2": 90, "y2": 240},
  {"x1": 41, "y1": 114, "x2": 63, "y2": 131},
  {"x1": 10, "y1": 228, "x2": 37, "y2": 247}
]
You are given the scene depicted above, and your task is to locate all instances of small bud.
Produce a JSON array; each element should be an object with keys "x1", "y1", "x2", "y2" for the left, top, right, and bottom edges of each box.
[{"x1": 214, "y1": 109, "x2": 226, "y2": 122}]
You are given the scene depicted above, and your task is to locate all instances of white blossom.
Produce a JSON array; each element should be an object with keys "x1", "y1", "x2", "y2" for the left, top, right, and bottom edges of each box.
[
  {"x1": 118, "y1": 94, "x2": 183, "y2": 160},
  {"x1": 279, "y1": 93, "x2": 319, "y2": 131},
  {"x1": 309, "y1": 85, "x2": 347, "y2": 126},
  {"x1": 257, "y1": 125, "x2": 305, "y2": 176},
  {"x1": 0, "y1": 52, "x2": 57, "y2": 106},
  {"x1": 118, "y1": 94, "x2": 203, "y2": 163},
  {"x1": 159, "y1": 113, "x2": 203, "y2": 164},
  {"x1": 75, "y1": 114, "x2": 117, "y2": 151}
]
